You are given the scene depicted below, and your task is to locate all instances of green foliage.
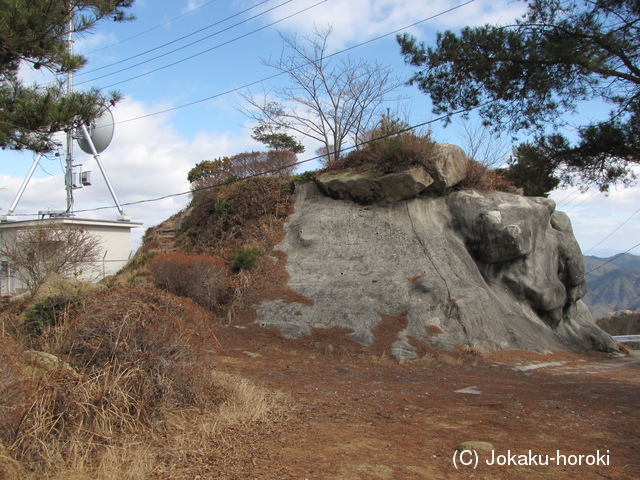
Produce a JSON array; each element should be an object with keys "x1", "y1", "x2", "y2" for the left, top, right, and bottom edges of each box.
[
  {"x1": 331, "y1": 130, "x2": 436, "y2": 174},
  {"x1": 252, "y1": 122, "x2": 305, "y2": 153},
  {"x1": 25, "y1": 294, "x2": 77, "y2": 335},
  {"x1": 214, "y1": 198, "x2": 237, "y2": 214},
  {"x1": 232, "y1": 248, "x2": 259, "y2": 271},
  {"x1": 397, "y1": 0, "x2": 640, "y2": 190},
  {"x1": 0, "y1": 0, "x2": 135, "y2": 152},
  {"x1": 291, "y1": 170, "x2": 318, "y2": 183},
  {"x1": 126, "y1": 250, "x2": 159, "y2": 271},
  {"x1": 188, "y1": 158, "x2": 230, "y2": 183},
  {"x1": 367, "y1": 111, "x2": 413, "y2": 168},
  {"x1": 499, "y1": 143, "x2": 561, "y2": 197}
]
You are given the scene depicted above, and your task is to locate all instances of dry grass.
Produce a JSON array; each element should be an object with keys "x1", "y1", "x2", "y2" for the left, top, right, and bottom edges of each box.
[
  {"x1": 457, "y1": 158, "x2": 517, "y2": 193},
  {"x1": 178, "y1": 176, "x2": 294, "y2": 258},
  {"x1": 326, "y1": 132, "x2": 437, "y2": 175},
  {"x1": 0, "y1": 286, "x2": 289, "y2": 480}
]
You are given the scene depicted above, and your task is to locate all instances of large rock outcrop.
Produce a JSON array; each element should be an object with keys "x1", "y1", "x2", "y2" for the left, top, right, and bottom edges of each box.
[{"x1": 255, "y1": 146, "x2": 617, "y2": 358}]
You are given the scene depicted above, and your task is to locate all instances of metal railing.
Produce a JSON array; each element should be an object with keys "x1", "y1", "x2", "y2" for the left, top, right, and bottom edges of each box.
[{"x1": 612, "y1": 335, "x2": 640, "y2": 343}]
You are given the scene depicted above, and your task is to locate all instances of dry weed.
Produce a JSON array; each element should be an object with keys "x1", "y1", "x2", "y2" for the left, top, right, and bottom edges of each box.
[
  {"x1": 327, "y1": 132, "x2": 437, "y2": 174},
  {"x1": 215, "y1": 372, "x2": 289, "y2": 425},
  {"x1": 412, "y1": 351, "x2": 464, "y2": 366},
  {"x1": 0, "y1": 444, "x2": 24, "y2": 480},
  {"x1": 456, "y1": 344, "x2": 490, "y2": 358},
  {"x1": 0, "y1": 286, "x2": 288, "y2": 479},
  {"x1": 459, "y1": 159, "x2": 517, "y2": 193}
]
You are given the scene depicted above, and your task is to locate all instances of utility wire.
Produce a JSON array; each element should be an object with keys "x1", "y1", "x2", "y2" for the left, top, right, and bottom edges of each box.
[
  {"x1": 555, "y1": 188, "x2": 582, "y2": 208},
  {"x1": 0, "y1": 0, "x2": 477, "y2": 131},
  {"x1": 2, "y1": 0, "x2": 481, "y2": 217},
  {"x1": 64, "y1": 103, "x2": 489, "y2": 216},
  {"x1": 563, "y1": 190, "x2": 599, "y2": 212},
  {"x1": 85, "y1": 0, "x2": 326, "y2": 90},
  {"x1": 75, "y1": 0, "x2": 287, "y2": 82},
  {"x1": 584, "y1": 206, "x2": 640, "y2": 255},
  {"x1": 113, "y1": 0, "x2": 478, "y2": 125},
  {"x1": 7, "y1": 103, "x2": 482, "y2": 218},
  {"x1": 586, "y1": 241, "x2": 640, "y2": 275},
  {"x1": 85, "y1": 0, "x2": 222, "y2": 55},
  {"x1": 7, "y1": 0, "x2": 636, "y2": 258}
]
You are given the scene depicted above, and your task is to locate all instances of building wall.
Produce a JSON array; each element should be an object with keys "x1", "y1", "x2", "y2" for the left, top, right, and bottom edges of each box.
[{"x1": 0, "y1": 218, "x2": 142, "y2": 296}]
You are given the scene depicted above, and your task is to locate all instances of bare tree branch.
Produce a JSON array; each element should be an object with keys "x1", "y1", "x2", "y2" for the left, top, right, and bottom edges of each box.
[
  {"x1": 240, "y1": 26, "x2": 404, "y2": 165},
  {"x1": 1, "y1": 222, "x2": 103, "y2": 296}
]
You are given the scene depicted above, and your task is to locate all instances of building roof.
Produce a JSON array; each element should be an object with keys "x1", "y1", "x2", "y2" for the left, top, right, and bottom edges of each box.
[{"x1": 0, "y1": 217, "x2": 143, "y2": 230}]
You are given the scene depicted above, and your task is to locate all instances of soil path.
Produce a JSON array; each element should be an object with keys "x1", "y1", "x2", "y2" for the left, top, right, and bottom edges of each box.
[{"x1": 201, "y1": 324, "x2": 640, "y2": 480}]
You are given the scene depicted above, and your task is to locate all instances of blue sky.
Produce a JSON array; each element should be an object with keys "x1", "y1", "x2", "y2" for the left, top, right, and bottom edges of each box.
[{"x1": 1, "y1": 0, "x2": 639, "y2": 257}]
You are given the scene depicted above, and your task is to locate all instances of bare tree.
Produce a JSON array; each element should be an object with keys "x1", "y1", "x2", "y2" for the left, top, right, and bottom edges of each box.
[
  {"x1": 455, "y1": 118, "x2": 511, "y2": 168},
  {"x1": 241, "y1": 26, "x2": 404, "y2": 164},
  {"x1": 0, "y1": 222, "x2": 102, "y2": 296}
]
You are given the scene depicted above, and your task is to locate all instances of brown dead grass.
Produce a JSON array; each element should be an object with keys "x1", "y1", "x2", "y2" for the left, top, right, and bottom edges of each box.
[
  {"x1": 178, "y1": 176, "x2": 294, "y2": 258},
  {"x1": 0, "y1": 286, "x2": 289, "y2": 480},
  {"x1": 325, "y1": 132, "x2": 437, "y2": 175},
  {"x1": 458, "y1": 158, "x2": 518, "y2": 193}
]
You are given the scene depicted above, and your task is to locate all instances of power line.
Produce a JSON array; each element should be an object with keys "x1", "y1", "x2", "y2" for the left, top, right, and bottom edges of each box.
[
  {"x1": 586, "y1": 241, "x2": 640, "y2": 275},
  {"x1": 113, "y1": 0, "x2": 478, "y2": 125},
  {"x1": 84, "y1": 0, "x2": 222, "y2": 55},
  {"x1": 555, "y1": 188, "x2": 582, "y2": 208},
  {"x1": 0, "y1": 1, "x2": 478, "y2": 132},
  {"x1": 58, "y1": 104, "x2": 489, "y2": 217},
  {"x1": 84, "y1": 0, "x2": 326, "y2": 90},
  {"x1": 2, "y1": 0, "x2": 482, "y2": 219},
  {"x1": 75, "y1": 0, "x2": 285, "y2": 82},
  {"x1": 584, "y1": 205, "x2": 640, "y2": 254},
  {"x1": 563, "y1": 190, "x2": 599, "y2": 212}
]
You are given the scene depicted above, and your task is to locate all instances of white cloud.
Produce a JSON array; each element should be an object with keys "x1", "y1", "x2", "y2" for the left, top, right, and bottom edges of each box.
[
  {"x1": 551, "y1": 185, "x2": 640, "y2": 257},
  {"x1": 0, "y1": 97, "x2": 258, "y2": 251},
  {"x1": 75, "y1": 31, "x2": 119, "y2": 55},
  {"x1": 182, "y1": 0, "x2": 207, "y2": 15},
  {"x1": 253, "y1": 0, "x2": 528, "y2": 49},
  {"x1": 437, "y1": 1, "x2": 528, "y2": 29}
]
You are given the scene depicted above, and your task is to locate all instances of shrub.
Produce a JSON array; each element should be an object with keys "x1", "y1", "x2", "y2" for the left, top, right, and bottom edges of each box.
[
  {"x1": 232, "y1": 248, "x2": 259, "y2": 270},
  {"x1": 2, "y1": 287, "x2": 224, "y2": 473},
  {"x1": 597, "y1": 311, "x2": 640, "y2": 336},
  {"x1": 147, "y1": 252, "x2": 228, "y2": 309},
  {"x1": 24, "y1": 294, "x2": 78, "y2": 335},
  {"x1": 180, "y1": 177, "x2": 294, "y2": 256},
  {"x1": 0, "y1": 222, "x2": 102, "y2": 296},
  {"x1": 291, "y1": 170, "x2": 317, "y2": 183},
  {"x1": 327, "y1": 131, "x2": 437, "y2": 174},
  {"x1": 458, "y1": 159, "x2": 517, "y2": 193}
]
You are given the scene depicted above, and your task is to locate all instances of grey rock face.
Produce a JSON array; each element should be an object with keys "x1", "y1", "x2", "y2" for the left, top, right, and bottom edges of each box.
[
  {"x1": 255, "y1": 176, "x2": 617, "y2": 358},
  {"x1": 316, "y1": 167, "x2": 434, "y2": 204},
  {"x1": 425, "y1": 143, "x2": 470, "y2": 191},
  {"x1": 315, "y1": 143, "x2": 469, "y2": 204}
]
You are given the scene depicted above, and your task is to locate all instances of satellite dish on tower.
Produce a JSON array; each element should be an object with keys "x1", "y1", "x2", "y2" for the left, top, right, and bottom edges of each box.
[{"x1": 76, "y1": 108, "x2": 115, "y2": 154}]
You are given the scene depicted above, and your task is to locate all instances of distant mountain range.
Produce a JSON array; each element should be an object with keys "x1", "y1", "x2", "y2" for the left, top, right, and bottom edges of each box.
[{"x1": 583, "y1": 253, "x2": 640, "y2": 319}]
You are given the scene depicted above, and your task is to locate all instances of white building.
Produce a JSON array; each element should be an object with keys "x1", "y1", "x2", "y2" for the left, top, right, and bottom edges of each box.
[{"x1": 0, "y1": 217, "x2": 142, "y2": 296}]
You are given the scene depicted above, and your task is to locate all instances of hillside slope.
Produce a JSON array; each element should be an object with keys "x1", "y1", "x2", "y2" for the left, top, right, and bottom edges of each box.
[{"x1": 583, "y1": 253, "x2": 640, "y2": 318}]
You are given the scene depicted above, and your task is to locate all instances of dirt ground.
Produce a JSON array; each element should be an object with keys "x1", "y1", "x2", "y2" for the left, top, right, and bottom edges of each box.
[{"x1": 169, "y1": 321, "x2": 640, "y2": 480}]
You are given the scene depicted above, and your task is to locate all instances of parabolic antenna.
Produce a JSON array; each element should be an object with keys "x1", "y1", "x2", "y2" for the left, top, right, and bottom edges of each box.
[{"x1": 76, "y1": 108, "x2": 115, "y2": 154}]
